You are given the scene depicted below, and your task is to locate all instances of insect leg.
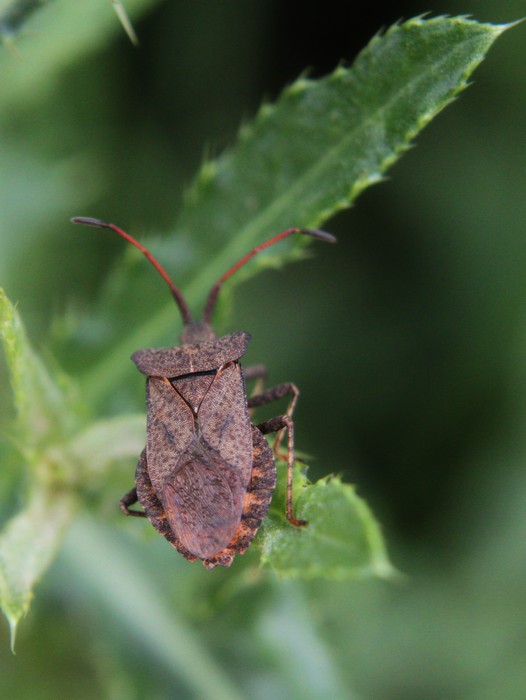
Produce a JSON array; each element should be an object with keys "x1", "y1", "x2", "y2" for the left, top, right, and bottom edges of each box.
[
  {"x1": 119, "y1": 487, "x2": 147, "y2": 517},
  {"x1": 248, "y1": 381, "x2": 299, "y2": 412},
  {"x1": 248, "y1": 382, "x2": 299, "y2": 457},
  {"x1": 254, "y1": 384, "x2": 305, "y2": 528}
]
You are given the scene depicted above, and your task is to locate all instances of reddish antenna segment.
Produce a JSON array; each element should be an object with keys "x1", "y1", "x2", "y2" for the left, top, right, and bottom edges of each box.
[
  {"x1": 72, "y1": 217, "x2": 336, "y2": 328},
  {"x1": 203, "y1": 227, "x2": 336, "y2": 324},
  {"x1": 71, "y1": 217, "x2": 193, "y2": 326}
]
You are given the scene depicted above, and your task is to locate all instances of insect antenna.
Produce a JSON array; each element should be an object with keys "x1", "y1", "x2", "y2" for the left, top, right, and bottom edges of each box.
[
  {"x1": 71, "y1": 217, "x2": 192, "y2": 326},
  {"x1": 203, "y1": 227, "x2": 336, "y2": 324}
]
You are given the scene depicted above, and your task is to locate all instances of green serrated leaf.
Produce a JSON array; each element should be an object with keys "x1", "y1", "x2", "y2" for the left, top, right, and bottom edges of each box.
[
  {"x1": 258, "y1": 469, "x2": 396, "y2": 580},
  {"x1": 0, "y1": 288, "x2": 84, "y2": 645},
  {"x1": 82, "y1": 16, "x2": 510, "y2": 405},
  {"x1": 176, "y1": 15, "x2": 508, "y2": 247},
  {"x1": 0, "y1": 287, "x2": 78, "y2": 444},
  {"x1": 0, "y1": 490, "x2": 73, "y2": 649}
]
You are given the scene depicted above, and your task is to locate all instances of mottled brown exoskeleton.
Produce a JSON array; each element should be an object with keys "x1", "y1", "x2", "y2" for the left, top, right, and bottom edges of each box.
[{"x1": 72, "y1": 216, "x2": 335, "y2": 568}]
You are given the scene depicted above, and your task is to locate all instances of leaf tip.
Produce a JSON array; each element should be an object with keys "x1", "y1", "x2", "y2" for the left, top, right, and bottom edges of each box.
[
  {"x1": 2, "y1": 603, "x2": 25, "y2": 654},
  {"x1": 371, "y1": 556, "x2": 404, "y2": 583},
  {"x1": 285, "y1": 76, "x2": 313, "y2": 97},
  {"x1": 496, "y1": 18, "x2": 525, "y2": 34},
  {"x1": 8, "y1": 615, "x2": 18, "y2": 654}
]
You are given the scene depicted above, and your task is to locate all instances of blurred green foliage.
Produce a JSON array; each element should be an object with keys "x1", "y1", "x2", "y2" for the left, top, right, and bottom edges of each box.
[{"x1": 1, "y1": 1, "x2": 526, "y2": 698}]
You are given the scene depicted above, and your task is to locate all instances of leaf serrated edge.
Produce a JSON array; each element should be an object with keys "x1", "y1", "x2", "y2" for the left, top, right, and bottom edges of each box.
[
  {"x1": 304, "y1": 475, "x2": 398, "y2": 580},
  {"x1": 258, "y1": 473, "x2": 399, "y2": 581}
]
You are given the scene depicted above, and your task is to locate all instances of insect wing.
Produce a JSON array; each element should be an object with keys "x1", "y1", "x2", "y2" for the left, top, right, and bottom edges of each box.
[
  {"x1": 197, "y1": 362, "x2": 253, "y2": 482},
  {"x1": 146, "y1": 363, "x2": 253, "y2": 559},
  {"x1": 162, "y1": 439, "x2": 244, "y2": 559},
  {"x1": 145, "y1": 377, "x2": 195, "y2": 496}
]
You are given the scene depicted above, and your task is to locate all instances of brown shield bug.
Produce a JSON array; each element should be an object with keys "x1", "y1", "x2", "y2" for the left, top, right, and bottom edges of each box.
[{"x1": 72, "y1": 216, "x2": 335, "y2": 568}]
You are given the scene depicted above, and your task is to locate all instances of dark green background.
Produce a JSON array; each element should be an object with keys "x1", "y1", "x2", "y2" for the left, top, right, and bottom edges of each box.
[{"x1": 1, "y1": 1, "x2": 526, "y2": 698}]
